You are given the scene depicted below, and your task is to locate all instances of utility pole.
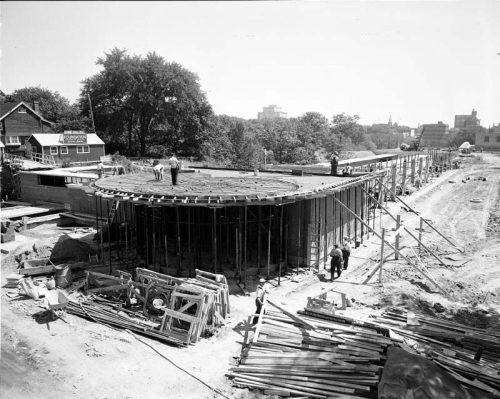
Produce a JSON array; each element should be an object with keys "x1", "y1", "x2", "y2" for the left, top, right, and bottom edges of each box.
[{"x1": 87, "y1": 92, "x2": 96, "y2": 133}]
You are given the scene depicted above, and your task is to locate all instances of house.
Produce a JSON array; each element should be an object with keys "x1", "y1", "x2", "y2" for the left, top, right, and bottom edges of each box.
[
  {"x1": 454, "y1": 109, "x2": 480, "y2": 129},
  {"x1": 0, "y1": 101, "x2": 54, "y2": 155},
  {"x1": 476, "y1": 124, "x2": 500, "y2": 151},
  {"x1": 27, "y1": 131, "x2": 105, "y2": 164}
]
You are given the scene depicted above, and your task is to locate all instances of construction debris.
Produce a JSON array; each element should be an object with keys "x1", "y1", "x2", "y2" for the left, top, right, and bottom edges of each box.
[
  {"x1": 66, "y1": 268, "x2": 230, "y2": 346},
  {"x1": 370, "y1": 307, "x2": 500, "y2": 396}
]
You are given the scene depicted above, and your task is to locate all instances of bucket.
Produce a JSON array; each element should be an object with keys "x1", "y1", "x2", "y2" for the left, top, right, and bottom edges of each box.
[{"x1": 55, "y1": 265, "x2": 72, "y2": 288}]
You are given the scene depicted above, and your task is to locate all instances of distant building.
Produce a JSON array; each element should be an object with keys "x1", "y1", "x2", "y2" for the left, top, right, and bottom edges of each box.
[
  {"x1": 476, "y1": 124, "x2": 500, "y2": 151},
  {"x1": 419, "y1": 121, "x2": 449, "y2": 148},
  {"x1": 454, "y1": 109, "x2": 480, "y2": 129},
  {"x1": 0, "y1": 101, "x2": 54, "y2": 155},
  {"x1": 27, "y1": 131, "x2": 105, "y2": 163},
  {"x1": 258, "y1": 105, "x2": 287, "y2": 120}
]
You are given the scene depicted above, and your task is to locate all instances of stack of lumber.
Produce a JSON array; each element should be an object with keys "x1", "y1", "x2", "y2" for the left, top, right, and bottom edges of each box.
[
  {"x1": 5, "y1": 273, "x2": 23, "y2": 288},
  {"x1": 370, "y1": 307, "x2": 500, "y2": 396},
  {"x1": 66, "y1": 297, "x2": 187, "y2": 346},
  {"x1": 229, "y1": 308, "x2": 391, "y2": 398},
  {"x1": 66, "y1": 268, "x2": 230, "y2": 347}
]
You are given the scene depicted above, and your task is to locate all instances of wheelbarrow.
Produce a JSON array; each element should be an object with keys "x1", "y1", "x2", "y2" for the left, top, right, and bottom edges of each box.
[{"x1": 45, "y1": 290, "x2": 69, "y2": 322}]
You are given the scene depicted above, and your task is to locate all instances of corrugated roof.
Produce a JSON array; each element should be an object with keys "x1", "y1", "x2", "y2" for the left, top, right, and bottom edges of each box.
[{"x1": 29, "y1": 133, "x2": 105, "y2": 146}]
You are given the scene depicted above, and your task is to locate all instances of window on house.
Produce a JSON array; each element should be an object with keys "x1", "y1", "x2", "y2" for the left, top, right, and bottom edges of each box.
[
  {"x1": 60, "y1": 146, "x2": 68, "y2": 154},
  {"x1": 484, "y1": 136, "x2": 490, "y2": 143},
  {"x1": 6, "y1": 136, "x2": 20, "y2": 145},
  {"x1": 496, "y1": 136, "x2": 500, "y2": 143},
  {"x1": 77, "y1": 145, "x2": 90, "y2": 153},
  {"x1": 17, "y1": 107, "x2": 26, "y2": 113},
  {"x1": 50, "y1": 146, "x2": 58, "y2": 155}
]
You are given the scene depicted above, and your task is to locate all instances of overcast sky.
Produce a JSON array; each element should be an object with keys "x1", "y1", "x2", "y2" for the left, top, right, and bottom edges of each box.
[{"x1": 1, "y1": 1, "x2": 499, "y2": 127}]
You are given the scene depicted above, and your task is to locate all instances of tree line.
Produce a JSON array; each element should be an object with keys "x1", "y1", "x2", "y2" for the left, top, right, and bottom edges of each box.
[{"x1": 2, "y1": 48, "x2": 418, "y2": 166}]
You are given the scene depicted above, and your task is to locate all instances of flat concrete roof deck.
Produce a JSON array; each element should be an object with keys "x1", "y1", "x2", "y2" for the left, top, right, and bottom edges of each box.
[{"x1": 94, "y1": 169, "x2": 376, "y2": 206}]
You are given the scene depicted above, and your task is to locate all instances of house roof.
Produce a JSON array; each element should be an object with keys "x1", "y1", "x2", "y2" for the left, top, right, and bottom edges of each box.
[
  {"x1": 29, "y1": 133, "x2": 105, "y2": 146},
  {"x1": 0, "y1": 101, "x2": 53, "y2": 125},
  {"x1": 0, "y1": 141, "x2": 5, "y2": 148}
]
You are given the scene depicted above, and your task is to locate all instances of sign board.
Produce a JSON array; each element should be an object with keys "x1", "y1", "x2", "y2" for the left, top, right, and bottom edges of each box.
[{"x1": 62, "y1": 133, "x2": 87, "y2": 144}]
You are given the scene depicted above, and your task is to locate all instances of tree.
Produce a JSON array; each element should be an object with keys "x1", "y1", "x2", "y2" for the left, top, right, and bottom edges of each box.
[
  {"x1": 4, "y1": 86, "x2": 83, "y2": 125},
  {"x1": 81, "y1": 49, "x2": 213, "y2": 157},
  {"x1": 296, "y1": 112, "x2": 330, "y2": 162}
]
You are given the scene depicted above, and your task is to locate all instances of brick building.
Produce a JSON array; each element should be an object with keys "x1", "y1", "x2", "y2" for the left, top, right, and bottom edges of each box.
[
  {"x1": 27, "y1": 131, "x2": 105, "y2": 164},
  {"x1": 419, "y1": 122, "x2": 449, "y2": 148},
  {"x1": 0, "y1": 101, "x2": 54, "y2": 155},
  {"x1": 476, "y1": 124, "x2": 500, "y2": 151},
  {"x1": 454, "y1": 109, "x2": 480, "y2": 129},
  {"x1": 257, "y1": 105, "x2": 287, "y2": 120}
]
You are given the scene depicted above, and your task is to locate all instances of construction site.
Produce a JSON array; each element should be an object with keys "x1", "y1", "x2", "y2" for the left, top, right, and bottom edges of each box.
[{"x1": 2, "y1": 147, "x2": 500, "y2": 399}]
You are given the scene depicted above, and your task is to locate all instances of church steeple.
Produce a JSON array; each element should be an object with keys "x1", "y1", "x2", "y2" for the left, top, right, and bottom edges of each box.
[{"x1": 388, "y1": 116, "x2": 393, "y2": 126}]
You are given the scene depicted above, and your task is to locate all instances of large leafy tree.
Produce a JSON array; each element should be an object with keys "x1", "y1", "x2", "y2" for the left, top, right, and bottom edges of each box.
[{"x1": 81, "y1": 49, "x2": 213, "y2": 157}]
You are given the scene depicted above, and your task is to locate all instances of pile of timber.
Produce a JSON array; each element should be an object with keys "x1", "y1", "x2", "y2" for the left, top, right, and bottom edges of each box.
[
  {"x1": 229, "y1": 306, "x2": 392, "y2": 398},
  {"x1": 66, "y1": 268, "x2": 230, "y2": 346},
  {"x1": 370, "y1": 307, "x2": 500, "y2": 396}
]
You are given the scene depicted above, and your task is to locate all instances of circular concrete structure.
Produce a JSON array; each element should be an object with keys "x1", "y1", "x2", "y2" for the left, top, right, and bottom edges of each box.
[{"x1": 95, "y1": 172, "x2": 300, "y2": 204}]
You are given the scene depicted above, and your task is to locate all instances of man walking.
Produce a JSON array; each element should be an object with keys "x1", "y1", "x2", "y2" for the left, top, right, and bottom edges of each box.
[
  {"x1": 329, "y1": 244, "x2": 343, "y2": 281},
  {"x1": 330, "y1": 152, "x2": 339, "y2": 176},
  {"x1": 253, "y1": 278, "x2": 269, "y2": 325},
  {"x1": 342, "y1": 237, "x2": 351, "y2": 271},
  {"x1": 168, "y1": 153, "x2": 181, "y2": 185}
]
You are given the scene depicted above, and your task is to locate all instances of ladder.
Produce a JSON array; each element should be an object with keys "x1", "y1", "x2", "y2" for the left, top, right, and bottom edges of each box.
[{"x1": 107, "y1": 200, "x2": 120, "y2": 224}]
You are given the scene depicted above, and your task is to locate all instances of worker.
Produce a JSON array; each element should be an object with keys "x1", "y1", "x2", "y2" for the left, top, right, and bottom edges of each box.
[
  {"x1": 153, "y1": 160, "x2": 164, "y2": 181},
  {"x1": 168, "y1": 153, "x2": 181, "y2": 185},
  {"x1": 253, "y1": 278, "x2": 269, "y2": 325},
  {"x1": 342, "y1": 237, "x2": 351, "y2": 271},
  {"x1": 97, "y1": 161, "x2": 104, "y2": 179},
  {"x1": 330, "y1": 152, "x2": 339, "y2": 176},
  {"x1": 329, "y1": 244, "x2": 344, "y2": 281},
  {"x1": 343, "y1": 163, "x2": 353, "y2": 176},
  {"x1": 112, "y1": 161, "x2": 119, "y2": 176}
]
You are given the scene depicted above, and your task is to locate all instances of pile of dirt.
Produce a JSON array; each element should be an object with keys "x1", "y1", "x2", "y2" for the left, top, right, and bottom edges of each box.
[{"x1": 49, "y1": 235, "x2": 96, "y2": 263}]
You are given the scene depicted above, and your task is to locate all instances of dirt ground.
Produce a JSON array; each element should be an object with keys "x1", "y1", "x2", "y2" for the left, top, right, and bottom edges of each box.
[{"x1": 2, "y1": 153, "x2": 500, "y2": 399}]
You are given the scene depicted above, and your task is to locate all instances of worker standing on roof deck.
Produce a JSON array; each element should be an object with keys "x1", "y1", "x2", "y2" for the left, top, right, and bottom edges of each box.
[
  {"x1": 343, "y1": 163, "x2": 353, "y2": 176},
  {"x1": 330, "y1": 152, "x2": 339, "y2": 176},
  {"x1": 342, "y1": 237, "x2": 351, "y2": 271},
  {"x1": 329, "y1": 244, "x2": 343, "y2": 281},
  {"x1": 253, "y1": 278, "x2": 269, "y2": 325},
  {"x1": 168, "y1": 153, "x2": 181, "y2": 185},
  {"x1": 153, "y1": 160, "x2": 164, "y2": 181}
]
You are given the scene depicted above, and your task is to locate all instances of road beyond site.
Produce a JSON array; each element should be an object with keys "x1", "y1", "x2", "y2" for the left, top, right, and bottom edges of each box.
[{"x1": 2, "y1": 153, "x2": 500, "y2": 399}]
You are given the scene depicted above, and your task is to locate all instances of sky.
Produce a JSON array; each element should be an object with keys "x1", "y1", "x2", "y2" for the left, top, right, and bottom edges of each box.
[{"x1": 1, "y1": 1, "x2": 499, "y2": 127}]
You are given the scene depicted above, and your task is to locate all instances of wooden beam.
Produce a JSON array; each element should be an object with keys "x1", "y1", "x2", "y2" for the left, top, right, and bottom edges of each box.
[{"x1": 267, "y1": 300, "x2": 317, "y2": 330}]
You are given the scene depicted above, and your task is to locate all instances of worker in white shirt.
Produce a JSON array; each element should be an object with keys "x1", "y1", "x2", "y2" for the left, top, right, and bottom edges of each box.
[
  {"x1": 168, "y1": 153, "x2": 181, "y2": 185},
  {"x1": 153, "y1": 160, "x2": 164, "y2": 181},
  {"x1": 253, "y1": 278, "x2": 269, "y2": 325}
]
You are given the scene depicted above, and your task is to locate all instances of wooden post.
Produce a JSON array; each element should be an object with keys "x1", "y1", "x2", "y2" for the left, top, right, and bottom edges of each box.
[
  {"x1": 391, "y1": 164, "x2": 397, "y2": 199},
  {"x1": 278, "y1": 205, "x2": 283, "y2": 286},
  {"x1": 176, "y1": 207, "x2": 181, "y2": 275},
  {"x1": 297, "y1": 205, "x2": 301, "y2": 275},
  {"x1": 257, "y1": 206, "x2": 262, "y2": 273},
  {"x1": 244, "y1": 205, "x2": 248, "y2": 286},
  {"x1": 379, "y1": 228, "x2": 385, "y2": 283},
  {"x1": 411, "y1": 157, "x2": 416, "y2": 184},
  {"x1": 395, "y1": 214, "x2": 401, "y2": 260},
  {"x1": 424, "y1": 155, "x2": 430, "y2": 183},
  {"x1": 212, "y1": 207, "x2": 217, "y2": 273},
  {"x1": 267, "y1": 206, "x2": 272, "y2": 279},
  {"x1": 418, "y1": 217, "x2": 424, "y2": 252},
  {"x1": 401, "y1": 160, "x2": 407, "y2": 195},
  {"x1": 418, "y1": 156, "x2": 423, "y2": 178}
]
